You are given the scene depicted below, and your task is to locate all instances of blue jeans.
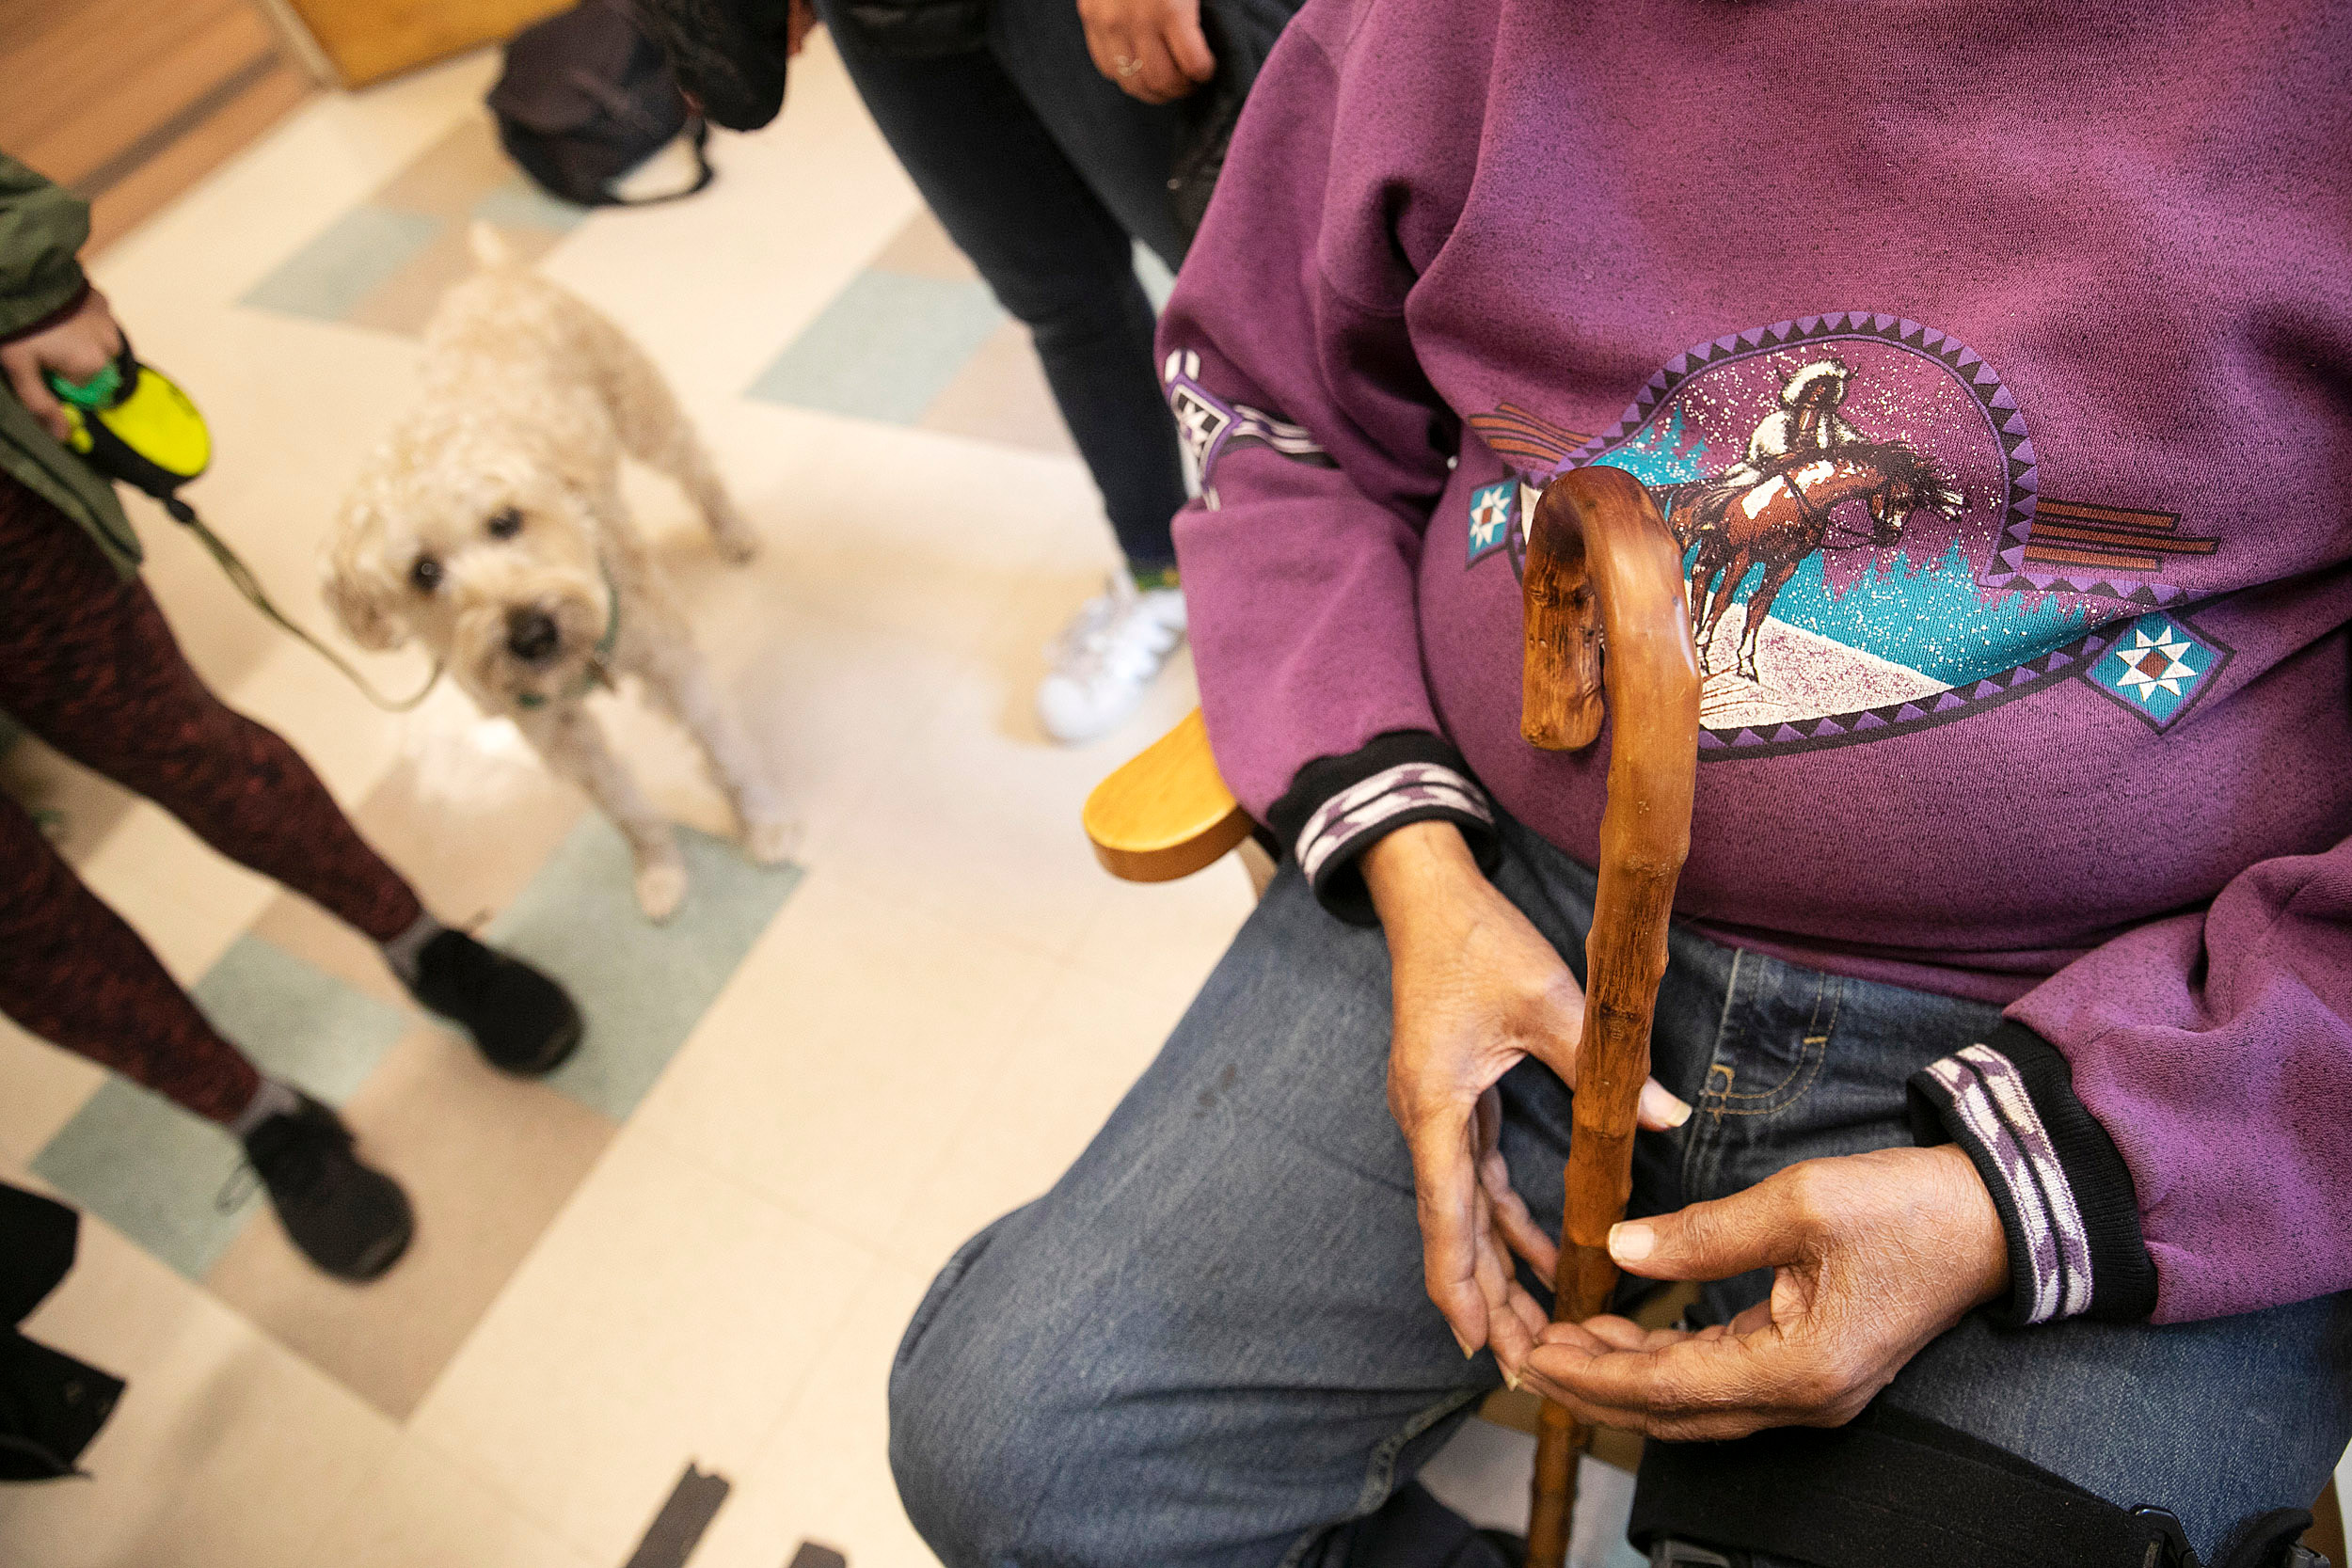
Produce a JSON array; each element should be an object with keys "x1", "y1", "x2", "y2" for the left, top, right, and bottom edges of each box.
[
  {"x1": 819, "y1": 0, "x2": 1189, "y2": 571},
  {"x1": 888, "y1": 817, "x2": 2352, "y2": 1566}
]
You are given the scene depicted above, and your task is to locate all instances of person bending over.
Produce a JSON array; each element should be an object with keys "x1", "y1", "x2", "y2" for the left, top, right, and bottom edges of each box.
[
  {"x1": 0, "y1": 154, "x2": 580, "y2": 1282},
  {"x1": 881, "y1": 4, "x2": 2352, "y2": 1566}
]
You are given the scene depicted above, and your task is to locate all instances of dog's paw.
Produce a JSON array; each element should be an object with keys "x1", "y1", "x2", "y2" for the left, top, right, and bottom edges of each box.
[
  {"x1": 635, "y1": 857, "x2": 690, "y2": 922},
  {"x1": 744, "y1": 813, "x2": 803, "y2": 865}
]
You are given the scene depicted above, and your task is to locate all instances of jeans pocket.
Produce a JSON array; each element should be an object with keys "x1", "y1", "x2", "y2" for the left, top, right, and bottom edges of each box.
[{"x1": 1699, "y1": 969, "x2": 1842, "y2": 1122}]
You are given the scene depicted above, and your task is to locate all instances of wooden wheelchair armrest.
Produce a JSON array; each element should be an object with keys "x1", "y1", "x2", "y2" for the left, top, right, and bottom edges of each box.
[{"x1": 1083, "y1": 707, "x2": 1256, "y2": 882}]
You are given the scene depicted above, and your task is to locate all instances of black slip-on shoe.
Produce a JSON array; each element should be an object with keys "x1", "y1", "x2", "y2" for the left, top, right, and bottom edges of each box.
[
  {"x1": 630, "y1": 0, "x2": 791, "y2": 130},
  {"x1": 242, "y1": 1095, "x2": 414, "y2": 1282},
  {"x1": 407, "y1": 929, "x2": 583, "y2": 1077}
]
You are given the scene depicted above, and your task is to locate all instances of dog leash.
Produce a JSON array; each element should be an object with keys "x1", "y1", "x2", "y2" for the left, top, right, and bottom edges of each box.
[
  {"x1": 51, "y1": 344, "x2": 445, "y2": 713},
  {"x1": 161, "y1": 495, "x2": 446, "y2": 713}
]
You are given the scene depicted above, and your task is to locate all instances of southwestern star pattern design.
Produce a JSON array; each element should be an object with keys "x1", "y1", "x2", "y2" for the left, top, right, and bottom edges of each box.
[
  {"x1": 2110, "y1": 625, "x2": 2197, "y2": 704},
  {"x1": 1467, "y1": 480, "x2": 1516, "y2": 563},
  {"x1": 2080, "y1": 611, "x2": 2228, "y2": 731}
]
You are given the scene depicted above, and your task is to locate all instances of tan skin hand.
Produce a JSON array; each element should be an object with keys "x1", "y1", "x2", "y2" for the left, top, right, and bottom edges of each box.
[
  {"x1": 1078, "y1": 0, "x2": 1216, "y2": 103},
  {"x1": 0, "y1": 288, "x2": 125, "y2": 443},
  {"x1": 1518, "y1": 1143, "x2": 2010, "y2": 1441},
  {"x1": 1363, "y1": 821, "x2": 1692, "y2": 1386}
]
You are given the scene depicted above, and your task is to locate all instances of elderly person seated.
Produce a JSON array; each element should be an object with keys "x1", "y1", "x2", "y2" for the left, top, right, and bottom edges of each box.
[{"x1": 882, "y1": 3, "x2": 2352, "y2": 1566}]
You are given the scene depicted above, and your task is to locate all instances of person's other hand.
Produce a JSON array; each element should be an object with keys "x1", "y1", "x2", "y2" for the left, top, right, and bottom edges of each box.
[
  {"x1": 0, "y1": 288, "x2": 125, "y2": 443},
  {"x1": 1363, "y1": 821, "x2": 1692, "y2": 1386},
  {"x1": 1078, "y1": 0, "x2": 1215, "y2": 103},
  {"x1": 1520, "y1": 1144, "x2": 2010, "y2": 1439},
  {"x1": 786, "y1": 0, "x2": 818, "y2": 56}
]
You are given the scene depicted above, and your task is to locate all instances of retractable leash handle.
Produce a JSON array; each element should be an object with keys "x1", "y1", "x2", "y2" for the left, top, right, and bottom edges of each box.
[
  {"x1": 49, "y1": 341, "x2": 211, "y2": 499},
  {"x1": 1518, "y1": 465, "x2": 1701, "y2": 1568},
  {"x1": 46, "y1": 341, "x2": 441, "y2": 713}
]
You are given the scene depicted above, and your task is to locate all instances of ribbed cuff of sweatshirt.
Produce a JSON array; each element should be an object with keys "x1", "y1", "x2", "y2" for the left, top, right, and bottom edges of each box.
[
  {"x1": 0, "y1": 277, "x2": 89, "y2": 345},
  {"x1": 1265, "y1": 730, "x2": 1500, "y2": 926},
  {"x1": 1906, "y1": 1021, "x2": 2158, "y2": 1327}
]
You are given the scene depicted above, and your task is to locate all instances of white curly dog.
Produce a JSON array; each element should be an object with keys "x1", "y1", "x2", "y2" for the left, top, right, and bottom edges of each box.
[{"x1": 326, "y1": 231, "x2": 794, "y2": 921}]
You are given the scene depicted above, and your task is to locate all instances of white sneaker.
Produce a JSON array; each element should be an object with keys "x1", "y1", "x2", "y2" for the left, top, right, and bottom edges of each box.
[{"x1": 1036, "y1": 576, "x2": 1187, "y2": 744}]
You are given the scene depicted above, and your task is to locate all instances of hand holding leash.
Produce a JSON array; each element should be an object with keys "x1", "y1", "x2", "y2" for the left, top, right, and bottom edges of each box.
[{"x1": 0, "y1": 285, "x2": 124, "y2": 442}]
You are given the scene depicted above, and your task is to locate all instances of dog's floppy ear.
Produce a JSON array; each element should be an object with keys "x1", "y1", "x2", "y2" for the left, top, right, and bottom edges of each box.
[{"x1": 322, "y1": 506, "x2": 411, "y2": 652}]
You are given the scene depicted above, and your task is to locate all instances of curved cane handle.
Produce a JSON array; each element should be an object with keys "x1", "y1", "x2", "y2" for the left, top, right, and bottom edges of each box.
[{"x1": 1519, "y1": 466, "x2": 1701, "y2": 1568}]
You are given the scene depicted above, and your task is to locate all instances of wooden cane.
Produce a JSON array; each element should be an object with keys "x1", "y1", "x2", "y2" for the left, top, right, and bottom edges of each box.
[{"x1": 1518, "y1": 465, "x2": 1701, "y2": 1568}]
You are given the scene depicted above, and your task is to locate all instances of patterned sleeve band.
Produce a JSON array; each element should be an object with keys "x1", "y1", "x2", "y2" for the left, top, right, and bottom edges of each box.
[
  {"x1": 1906, "y1": 1021, "x2": 2158, "y2": 1326},
  {"x1": 1266, "y1": 729, "x2": 1502, "y2": 926}
]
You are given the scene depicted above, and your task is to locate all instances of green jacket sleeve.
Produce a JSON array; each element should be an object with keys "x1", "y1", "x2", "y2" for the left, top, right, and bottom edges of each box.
[
  {"x1": 0, "y1": 154, "x2": 92, "y2": 341},
  {"x1": 0, "y1": 151, "x2": 140, "y2": 575}
]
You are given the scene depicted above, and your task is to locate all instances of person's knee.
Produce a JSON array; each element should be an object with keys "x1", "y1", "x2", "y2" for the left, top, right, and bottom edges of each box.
[{"x1": 887, "y1": 1234, "x2": 1066, "y2": 1564}]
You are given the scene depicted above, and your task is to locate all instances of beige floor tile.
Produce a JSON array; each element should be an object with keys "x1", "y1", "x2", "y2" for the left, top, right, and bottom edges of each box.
[
  {"x1": 0, "y1": 1013, "x2": 105, "y2": 1167},
  {"x1": 628, "y1": 872, "x2": 1060, "y2": 1241},
  {"x1": 372, "y1": 112, "x2": 518, "y2": 217},
  {"x1": 685, "y1": 1259, "x2": 939, "y2": 1568},
  {"x1": 884, "y1": 966, "x2": 1185, "y2": 1275},
  {"x1": 1062, "y1": 846, "x2": 1257, "y2": 1012},
  {"x1": 921, "y1": 318, "x2": 1078, "y2": 458},
  {"x1": 204, "y1": 1026, "x2": 617, "y2": 1419},
  {"x1": 702, "y1": 409, "x2": 1107, "y2": 643},
  {"x1": 869, "y1": 208, "x2": 980, "y2": 282},
  {"x1": 1, "y1": 1214, "x2": 398, "y2": 1568},
  {"x1": 344, "y1": 214, "x2": 570, "y2": 338},
  {"x1": 299, "y1": 1433, "x2": 596, "y2": 1568},
  {"x1": 804, "y1": 596, "x2": 1202, "y2": 967},
  {"x1": 72, "y1": 803, "x2": 276, "y2": 988},
  {"x1": 407, "y1": 1127, "x2": 876, "y2": 1561}
]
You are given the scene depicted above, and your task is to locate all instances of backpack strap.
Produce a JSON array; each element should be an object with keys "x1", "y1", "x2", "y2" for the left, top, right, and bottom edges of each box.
[{"x1": 594, "y1": 116, "x2": 715, "y2": 207}]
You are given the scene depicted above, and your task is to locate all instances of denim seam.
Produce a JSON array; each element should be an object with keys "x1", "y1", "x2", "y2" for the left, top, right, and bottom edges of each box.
[
  {"x1": 1277, "y1": 1386, "x2": 1488, "y2": 1568},
  {"x1": 1710, "y1": 975, "x2": 1840, "y2": 1119},
  {"x1": 1683, "y1": 950, "x2": 1747, "y2": 1196}
]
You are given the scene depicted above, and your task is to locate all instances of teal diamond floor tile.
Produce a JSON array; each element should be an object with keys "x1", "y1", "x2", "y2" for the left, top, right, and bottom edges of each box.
[
  {"x1": 486, "y1": 819, "x2": 803, "y2": 1122},
  {"x1": 192, "y1": 935, "x2": 410, "y2": 1102},
  {"x1": 242, "y1": 205, "x2": 443, "y2": 322},
  {"x1": 743, "y1": 269, "x2": 1006, "y2": 424},
  {"x1": 32, "y1": 1077, "x2": 258, "y2": 1279},
  {"x1": 469, "y1": 176, "x2": 587, "y2": 233},
  {"x1": 29, "y1": 936, "x2": 409, "y2": 1278}
]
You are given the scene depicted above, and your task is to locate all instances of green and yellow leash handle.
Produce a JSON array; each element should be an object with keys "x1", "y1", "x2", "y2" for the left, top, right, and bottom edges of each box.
[{"x1": 47, "y1": 345, "x2": 442, "y2": 712}]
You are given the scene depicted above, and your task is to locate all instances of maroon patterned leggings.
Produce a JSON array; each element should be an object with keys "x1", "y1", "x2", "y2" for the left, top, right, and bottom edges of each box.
[{"x1": 0, "y1": 475, "x2": 421, "y2": 1124}]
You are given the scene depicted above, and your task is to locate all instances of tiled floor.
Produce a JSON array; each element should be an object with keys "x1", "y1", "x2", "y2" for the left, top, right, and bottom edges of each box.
[
  {"x1": 0, "y1": 36, "x2": 1280, "y2": 1568},
  {"x1": 7, "y1": 33, "x2": 2334, "y2": 1568}
]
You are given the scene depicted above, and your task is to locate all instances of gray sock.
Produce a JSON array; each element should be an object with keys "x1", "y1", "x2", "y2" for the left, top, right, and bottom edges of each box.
[
  {"x1": 379, "y1": 910, "x2": 446, "y2": 989},
  {"x1": 229, "y1": 1077, "x2": 302, "y2": 1140}
]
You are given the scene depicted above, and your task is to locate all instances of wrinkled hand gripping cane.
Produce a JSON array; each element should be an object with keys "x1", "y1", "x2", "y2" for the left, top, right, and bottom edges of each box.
[{"x1": 1518, "y1": 466, "x2": 1702, "y2": 1568}]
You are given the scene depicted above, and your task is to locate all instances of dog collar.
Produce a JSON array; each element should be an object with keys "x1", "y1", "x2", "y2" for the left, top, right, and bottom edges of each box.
[{"x1": 515, "y1": 564, "x2": 621, "y2": 710}]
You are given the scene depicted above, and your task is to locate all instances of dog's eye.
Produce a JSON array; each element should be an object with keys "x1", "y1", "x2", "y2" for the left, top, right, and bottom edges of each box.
[
  {"x1": 486, "y1": 507, "x2": 523, "y2": 540},
  {"x1": 410, "y1": 556, "x2": 443, "y2": 592}
]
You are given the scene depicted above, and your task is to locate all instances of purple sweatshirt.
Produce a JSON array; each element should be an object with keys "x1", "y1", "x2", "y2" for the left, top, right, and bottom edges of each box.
[{"x1": 1159, "y1": 0, "x2": 2352, "y2": 1327}]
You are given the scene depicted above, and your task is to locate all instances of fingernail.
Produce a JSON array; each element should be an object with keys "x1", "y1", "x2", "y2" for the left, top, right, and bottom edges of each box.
[
  {"x1": 1609, "y1": 1221, "x2": 1655, "y2": 1263},
  {"x1": 1452, "y1": 1327, "x2": 1476, "y2": 1359},
  {"x1": 1642, "y1": 1082, "x2": 1694, "y2": 1128},
  {"x1": 1502, "y1": 1365, "x2": 1522, "y2": 1392}
]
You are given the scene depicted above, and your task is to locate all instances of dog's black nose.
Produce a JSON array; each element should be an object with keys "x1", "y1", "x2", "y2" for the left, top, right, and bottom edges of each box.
[{"x1": 507, "y1": 609, "x2": 561, "y2": 663}]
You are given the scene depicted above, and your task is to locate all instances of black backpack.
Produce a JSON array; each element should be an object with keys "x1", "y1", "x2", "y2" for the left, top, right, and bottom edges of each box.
[{"x1": 489, "y1": 0, "x2": 715, "y2": 208}]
